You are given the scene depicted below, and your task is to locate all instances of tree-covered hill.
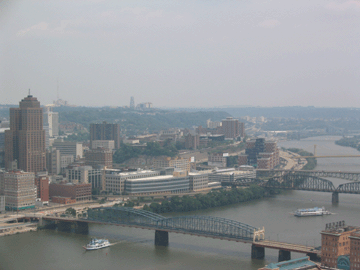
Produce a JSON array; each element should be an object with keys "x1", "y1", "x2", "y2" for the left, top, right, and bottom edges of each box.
[{"x1": 57, "y1": 107, "x2": 230, "y2": 134}]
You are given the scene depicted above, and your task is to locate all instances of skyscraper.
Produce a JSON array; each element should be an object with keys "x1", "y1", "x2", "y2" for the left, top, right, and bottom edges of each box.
[
  {"x1": 43, "y1": 105, "x2": 59, "y2": 137},
  {"x1": 90, "y1": 122, "x2": 121, "y2": 149},
  {"x1": 5, "y1": 94, "x2": 46, "y2": 173}
]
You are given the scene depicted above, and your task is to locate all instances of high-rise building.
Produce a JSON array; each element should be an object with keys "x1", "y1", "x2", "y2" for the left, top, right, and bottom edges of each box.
[
  {"x1": 5, "y1": 94, "x2": 46, "y2": 173},
  {"x1": 221, "y1": 117, "x2": 245, "y2": 139},
  {"x1": 90, "y1": 122, "x2": 121, "y2": 149},
  {"x1": 4, "y1": 170, "x2": 36, "y2": 210},
  {"x1": 43, "y1": 106, "x2": 59, "y2": 137}
]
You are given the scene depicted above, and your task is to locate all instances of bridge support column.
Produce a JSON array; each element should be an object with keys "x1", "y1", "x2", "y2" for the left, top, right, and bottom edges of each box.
[
  {"x1": 332, "y1": 192, "x2": 339, "y2": 204},
  {"x1": 155, "y1": 230, "x2": 169, "y2": 247},
  {"x1": 251, "y1": 245, "x2": 265, "y2": 260},
  {"x1": 278, "y1": 250, "x2": 291, "y2": 262},
  {"x1": 57, "y1": 221, "x2": 72, "y2": 232},
  {"x1": 75, "y1": 221, "x2": 89, "y2": 235},
  {"x1": 38, "y1": 217, "x2": 43, "y2": 227},
  {"x1": 306, "y1": 253, "x2": 319, "y2": 262}
]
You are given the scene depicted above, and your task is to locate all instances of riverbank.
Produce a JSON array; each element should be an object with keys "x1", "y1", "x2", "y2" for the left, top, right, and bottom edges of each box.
[
  {"x1": 0, "y1": 223, "x2": 37, "y2": 237},
  {"x1": 285, "y1": 148, "x2": 317, "y2": 170},
  {"x1": 139, "y1": 186, "x2": 273, "y2": 214}
]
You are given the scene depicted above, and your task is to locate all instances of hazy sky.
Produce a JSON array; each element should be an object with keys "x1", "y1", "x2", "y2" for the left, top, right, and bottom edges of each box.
[{"x1": 1, "y1": 0, "x2": 360, "y2": 107}]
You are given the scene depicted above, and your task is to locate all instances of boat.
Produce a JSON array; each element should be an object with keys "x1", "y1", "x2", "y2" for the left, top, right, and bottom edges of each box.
[
  {"x1": 83, "y1": 238, "x2": 111, "y2": 250},
  {"x1": 294, "y1": 207, "x2": 331, "y2": 217}
]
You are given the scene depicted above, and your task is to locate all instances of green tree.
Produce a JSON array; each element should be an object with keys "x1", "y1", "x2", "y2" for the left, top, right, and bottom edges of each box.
[{"x1": 65, "y1": 207, "x2": 76, "y2": 217}]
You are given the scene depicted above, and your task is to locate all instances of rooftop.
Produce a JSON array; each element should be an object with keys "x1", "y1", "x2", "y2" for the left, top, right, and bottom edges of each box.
[
  {"x1": 260, "y1": 257, "x2": 317, "y2": 270},
  {"x1": 126, "y1": 175, "x2": 175, "y2": 182}
]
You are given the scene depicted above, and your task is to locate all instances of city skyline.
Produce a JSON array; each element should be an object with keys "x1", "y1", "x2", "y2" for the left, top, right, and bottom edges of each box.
[{"x1": 1, "y1": 0, "x2": 360, "y2": 108}]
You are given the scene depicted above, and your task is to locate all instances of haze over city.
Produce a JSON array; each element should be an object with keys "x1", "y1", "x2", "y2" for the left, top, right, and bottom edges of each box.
[{"x1": 1, "y1": 0, "x2": 360, "y2": 107}]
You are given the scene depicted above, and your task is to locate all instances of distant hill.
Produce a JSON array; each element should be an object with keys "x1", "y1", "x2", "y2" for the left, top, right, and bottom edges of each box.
[
  {"x1": 56, "y1": 107, "x2": 230, "y2": 135},
  {"x1": 173, "y1": 106, "x2": 360, "y2": 119}
]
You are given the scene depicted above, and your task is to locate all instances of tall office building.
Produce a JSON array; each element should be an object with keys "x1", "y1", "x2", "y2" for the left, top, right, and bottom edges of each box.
[
  {"x1": 43, "y1": 106, "x2": 59, "y2": 137},
  {"x1": 90, "y1": 122, "x2": 121, "y2": 149},
  {"x1": 5, "y1": 94, "x2": 46, "y2": 173}
]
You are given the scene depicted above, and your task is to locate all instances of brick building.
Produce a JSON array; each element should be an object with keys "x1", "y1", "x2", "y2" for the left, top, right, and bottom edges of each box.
[
  {"x1": 240, "y1": 138, "x2": 280, "y2": 169},
  {"x1": 35, "y1": 175, "x2": 49, "y2": 203},
  {"x1": 49, "y1": 182, "x2": 91, "y2": 202},
  {"x1": 221, "y1": 117, "x2": 245, "y2": 139},
  {"x1": 321, "y1": 222, "x2": 358, "y2": 268},
  {"x1": 350, "y1": 230, "x2": 360, "y2": 270}
]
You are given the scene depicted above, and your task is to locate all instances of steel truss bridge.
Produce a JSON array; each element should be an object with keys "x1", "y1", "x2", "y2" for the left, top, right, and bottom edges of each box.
[
  {"x1": 38, "y1": 207, "x2": 319, "y2": 261},
  {"x1": 86, "y1": 207, "x2": 265, "y2": 243},
  {"x1": 257, "y1": 169, "x2": 360, "y2": 182},
  {"x1": 223, "y1": 170, "x2": 360, "y2": 203}
]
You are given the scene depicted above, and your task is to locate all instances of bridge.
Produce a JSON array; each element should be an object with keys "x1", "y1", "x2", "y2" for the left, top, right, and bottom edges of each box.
[
  {"x1": 257, "y1": 169, "x2": 360, "y2": 181},
  {"x1": 37, "y1": 207, "x2": 319, "y2": 262},
  {"x1": 223, "y1": 170, "x2": 360, "y2": 203}
]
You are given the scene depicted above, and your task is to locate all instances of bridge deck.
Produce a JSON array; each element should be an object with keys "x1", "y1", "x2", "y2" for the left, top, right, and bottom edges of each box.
[
  {"x1": 41, "y1": 217, "x2": 255, "y2": 243},
  {"x1": 253, "y1": 240, "x2": 320, "y2": 255}
]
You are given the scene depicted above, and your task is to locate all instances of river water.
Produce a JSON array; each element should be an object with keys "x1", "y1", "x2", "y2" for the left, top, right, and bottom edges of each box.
[{"x1": 1, "y1": 136, "x2": 360, "y2": 270}]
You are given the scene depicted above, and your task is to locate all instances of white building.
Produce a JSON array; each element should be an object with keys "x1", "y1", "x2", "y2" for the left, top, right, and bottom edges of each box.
[
  {"x1": 4, "y1": 171, "x2": 36, "y2": 211},
  {"x1": 52, "y1": 139, "x2": 83, "y2": 159},
  {"x1": 44, "y1": 106, "x2": 59, "y2": 137},
  {"x1": 66, "y1": 165, "x2": 104, "y2": 190},
  {"x1": 91, "y1": 140, "x2": 115, "y2": 150},
  {"x1": 124, "y1": 175, "x2": 189, "y2": 195},
  {"x1": 188, "y1": 171, "x2": 209, "y2": 191},
  {"x1": 208, "y1": 168, "x2": 256, "y2": 183},
  {"x1": 105, "y1": 169, "x2": 160, "y2": 194}
]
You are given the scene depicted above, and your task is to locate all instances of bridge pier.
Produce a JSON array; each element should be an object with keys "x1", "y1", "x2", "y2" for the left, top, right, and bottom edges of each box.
[
  {"x1": 251, "y1": 245, "x2": 265, "y2": 260},
  {"x1": 332, "y1": 192, "x2": 339, "y2": 204},
  {"x1": 278, "y1": 250, "x2": 291, "y2": 262},
  {"x1": 306, "y1": 253, "x2": 319, "y2": 262},
  {"x1": 57, "y1": 221, "x2": 72, "y2": 232},
  {"x1": 155, "y1": 230, "x2": 169, "y2": 247},
  {"x1": 75, "y1": 221, "x2": 89, "y2": 235}
]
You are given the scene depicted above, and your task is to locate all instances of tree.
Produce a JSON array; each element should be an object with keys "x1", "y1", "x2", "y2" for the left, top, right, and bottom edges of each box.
[{"x1": 65, "y1": 207, "x2": 76, "y2": 217}]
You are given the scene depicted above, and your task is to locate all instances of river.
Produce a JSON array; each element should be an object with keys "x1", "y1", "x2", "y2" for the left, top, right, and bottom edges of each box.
[{"x1": 1, "y1": 136, "x2": 359, "y2": 270}]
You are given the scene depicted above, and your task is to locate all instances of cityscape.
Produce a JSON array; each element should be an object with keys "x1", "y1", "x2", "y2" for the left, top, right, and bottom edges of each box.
[
  {"x1": 1, "y1": 94, "x2": 360, "y2": 270},
  {"x1": 1, "y1": 1, "x2": 360, "y2": 270}
]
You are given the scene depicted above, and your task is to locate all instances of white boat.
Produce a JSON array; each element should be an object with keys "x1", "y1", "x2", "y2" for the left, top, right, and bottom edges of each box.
[
  {"x1": 83, "y1": 238, "x2": 111, "y2": 250},
  {"x1": 294, "y1": 207, "x2": 331, "y2": 217}
]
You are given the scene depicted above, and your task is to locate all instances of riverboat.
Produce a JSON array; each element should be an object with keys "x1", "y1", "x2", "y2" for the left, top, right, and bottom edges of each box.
[
  {"x1": 294, "y1": 207, "x2": 331, "y2": 217},
  {"x1": 83, "y1": 238, "x2": 111, "y2": 250}
]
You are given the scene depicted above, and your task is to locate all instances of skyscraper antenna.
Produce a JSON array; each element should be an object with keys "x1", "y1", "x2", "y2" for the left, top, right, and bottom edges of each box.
[{"x1": 28, "y1": 89, "x2": 30, "y2": 96}]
